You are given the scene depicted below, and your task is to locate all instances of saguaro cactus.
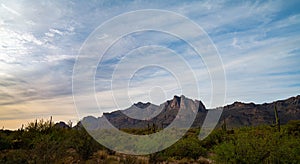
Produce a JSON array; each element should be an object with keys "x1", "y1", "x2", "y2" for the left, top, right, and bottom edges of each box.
[
  {"x1": 221, "y1": 119, "x2": 227, "y2": 132},
  {"x1": 50, "y1": 116, "x2": 52, "y2": 128},
  {"x1": 152, "y1": 123, "x2": 157, "y2": 133},
  {"x1": 274, "y1": 104, "x2": 280, "y2": 132}
]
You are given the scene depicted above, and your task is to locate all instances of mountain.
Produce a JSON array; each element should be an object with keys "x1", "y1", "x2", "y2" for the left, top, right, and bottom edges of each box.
[
  {"x1": 79, "y1": 95, "x2": 300, "y2": 130},
  {"x1": 121, "y1": 102, "x2": 160, "y2": 120},
  {"x1": 220, "y1": 95, "x2": 300, "y2": 128},
  {"x1": 54, "y1": 121, "x2": 70, "y2": 129}
]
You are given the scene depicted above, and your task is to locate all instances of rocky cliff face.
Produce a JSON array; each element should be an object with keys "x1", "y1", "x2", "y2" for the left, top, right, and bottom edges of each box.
[{"x1": 79, "y1": 95, "x2": 300, "y2": 130}]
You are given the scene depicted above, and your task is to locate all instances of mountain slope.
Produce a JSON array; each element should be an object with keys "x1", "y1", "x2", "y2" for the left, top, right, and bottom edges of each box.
[
  {"x1": 79, "y1": 95, "x2": 300, "y2": 130},
  {"x1": 220, "y1": 95, "x2": 300, "y2": 128}
]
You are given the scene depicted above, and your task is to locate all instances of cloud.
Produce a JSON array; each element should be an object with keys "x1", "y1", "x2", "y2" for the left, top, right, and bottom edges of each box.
[
  {"x1": 0, "y1": 0, "x2": 299, "y2": 129},
  {"x1": 1, "y1": 3, "x2": 21, "y2": 16}
]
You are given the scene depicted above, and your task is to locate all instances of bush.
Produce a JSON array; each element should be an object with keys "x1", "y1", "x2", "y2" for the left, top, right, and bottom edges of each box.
[
  {"x1": 149, "y1": 135, "x2": 207, "y2": 162},
  {"x1": 0, "y1": 132, "x2": 11, "y2": 150},
  {"x1": 167, "y1": 137, "x2": 207, "y2": 160},
  {"x1": 212, "y1": 126, "x2": 300, "y2": 163},
  {"x1": 285, "y1": 120, "x2": 300, "y2": 135},
  {"x1": 70, "y1": 128, "x2": 103, "y2": 160},
  {"x1": 0, "y1": 149, "x2": 28, "y2": 164}
]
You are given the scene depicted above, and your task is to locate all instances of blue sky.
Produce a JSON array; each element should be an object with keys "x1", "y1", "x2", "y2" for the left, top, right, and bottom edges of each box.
[{"x1": 0, "y1": 0, "x2": 299, "y2": 129}]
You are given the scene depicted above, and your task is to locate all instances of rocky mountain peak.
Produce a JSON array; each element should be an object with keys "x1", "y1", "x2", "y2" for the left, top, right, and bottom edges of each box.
[
  {"x1": 133, "y1": 102, "x2": 151, "y2": 109},
  {"x1": 169, "y1": 95, "x2": 181, "y2": 108}
]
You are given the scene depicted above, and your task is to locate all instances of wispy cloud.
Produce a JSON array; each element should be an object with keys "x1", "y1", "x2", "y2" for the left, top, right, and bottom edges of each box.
[
  {"x1": 0, "y1": 0, "x2": 299, "y2": 129},
  {"x1": 1, "y1": 3, "x2": 21, "y2": 16}
]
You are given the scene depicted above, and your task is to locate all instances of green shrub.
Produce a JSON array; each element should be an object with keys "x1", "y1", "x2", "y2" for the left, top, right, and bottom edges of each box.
[
  {"x1": 0, "y1": 149, "x2": 28, "y2": 164},
  {"x1": 285, "y1": 120, "x2": 300, "y2": 135},
  {"x1": 213, "y1": 126, "x2": 300, "y2": 164},
  {"x1": 0, "y1": 133, "x2": 11, "y2": 150}
]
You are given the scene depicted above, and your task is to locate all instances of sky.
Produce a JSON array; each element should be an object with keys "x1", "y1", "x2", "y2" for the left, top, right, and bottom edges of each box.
[{"x1": 0, "y1": 0, "x2": 299, "y2": 129}]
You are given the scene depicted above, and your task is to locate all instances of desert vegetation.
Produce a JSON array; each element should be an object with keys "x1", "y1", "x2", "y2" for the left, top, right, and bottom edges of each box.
[{"x1": 0, "y1": 118, "x2": 299, "y2": 163}]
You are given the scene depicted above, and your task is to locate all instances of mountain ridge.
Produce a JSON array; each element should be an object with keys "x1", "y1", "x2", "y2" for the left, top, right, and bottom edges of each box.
[{"x1": 78, "y1": 95, "x2": 300, "y2": 130}]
